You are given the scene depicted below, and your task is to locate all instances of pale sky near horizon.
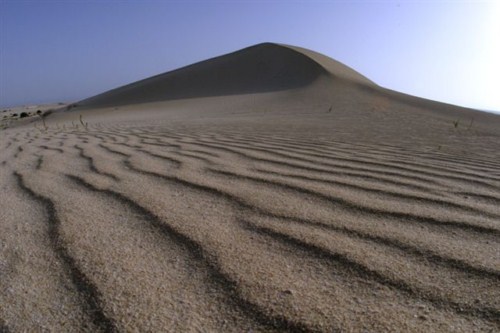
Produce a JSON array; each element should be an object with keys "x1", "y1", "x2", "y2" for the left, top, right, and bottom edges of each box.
[{"x1": 1, "y1": 1, "x2": 499, "y2": 112}]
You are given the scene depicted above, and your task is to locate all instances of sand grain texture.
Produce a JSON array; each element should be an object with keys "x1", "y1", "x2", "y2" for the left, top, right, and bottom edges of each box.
[{"x1": 1, "y1": 43, "x2": 499, "y2": 332}]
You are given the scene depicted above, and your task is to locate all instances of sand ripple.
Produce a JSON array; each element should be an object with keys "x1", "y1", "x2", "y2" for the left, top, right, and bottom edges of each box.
[{"x1": 1, "y1": 124, "x2": 499, "y2": 332}]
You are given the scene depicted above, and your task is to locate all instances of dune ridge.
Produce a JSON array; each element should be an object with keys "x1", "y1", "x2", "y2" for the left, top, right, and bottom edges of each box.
[{"x1": 76, "y1": 43, "x2": 375, "y2": 109}]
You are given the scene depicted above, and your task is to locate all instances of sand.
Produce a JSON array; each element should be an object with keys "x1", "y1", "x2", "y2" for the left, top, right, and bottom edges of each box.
[{"x1": 1, "y1": 43, "x2": 499, "y2": 332}]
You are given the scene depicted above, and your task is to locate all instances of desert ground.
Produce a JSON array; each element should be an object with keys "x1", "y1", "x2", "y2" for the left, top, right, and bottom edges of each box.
[{"x1": 1, "y1": 43, "x2": 499, "y2": 332}]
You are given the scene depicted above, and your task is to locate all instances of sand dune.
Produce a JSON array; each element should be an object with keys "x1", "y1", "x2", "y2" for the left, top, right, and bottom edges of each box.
[
  {"x1": 1, "y1": 43, "x2": 500, "y2": 332},
  {"x1": 75, "y1": 43, "x2": 374, "y2": 109}
]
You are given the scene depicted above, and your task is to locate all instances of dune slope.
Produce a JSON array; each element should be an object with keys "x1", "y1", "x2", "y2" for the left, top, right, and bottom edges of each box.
[
  {"x1": 76, "y1": 43, "x2": 374, "y2": 109},
  {"x1": 1, "y1": 43, "x2": 500, "y2": 332}
]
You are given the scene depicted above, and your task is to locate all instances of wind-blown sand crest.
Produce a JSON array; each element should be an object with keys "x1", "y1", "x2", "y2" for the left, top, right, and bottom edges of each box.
[{"x1": 1, "y1": 43, "x2": 499, "y2": 332}]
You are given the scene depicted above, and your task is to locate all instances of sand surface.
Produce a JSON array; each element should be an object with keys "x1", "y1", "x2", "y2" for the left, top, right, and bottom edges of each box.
[{"x1": 1, "y1": 43, "x2": 499, "y2": 332}]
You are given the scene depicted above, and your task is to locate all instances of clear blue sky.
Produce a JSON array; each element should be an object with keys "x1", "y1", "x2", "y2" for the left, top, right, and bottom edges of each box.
[{"x1": 1, "y1": 1, "x2": 499, "y2": 112}]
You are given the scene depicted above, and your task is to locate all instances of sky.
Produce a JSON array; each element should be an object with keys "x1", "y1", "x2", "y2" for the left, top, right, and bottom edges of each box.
[{"x1": 1, "y1": 1, "x2": 499, "y2": 112}]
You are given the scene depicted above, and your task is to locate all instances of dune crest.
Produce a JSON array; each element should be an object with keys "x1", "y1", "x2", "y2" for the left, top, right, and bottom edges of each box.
[{"x1": 77, "y1": 43, "x2": 376, "y2": 109}]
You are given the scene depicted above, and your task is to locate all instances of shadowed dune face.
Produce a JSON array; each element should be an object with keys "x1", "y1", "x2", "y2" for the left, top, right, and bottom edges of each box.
[
  {"x1": 76, "y1": 42, "x2": 381, "y2": 110},
  {"x1": 70, "y1": 42, "x2": 490, "y2": 127},
  {"x1": 78, "y1": 43, "x2": 335, "y2": 108}
]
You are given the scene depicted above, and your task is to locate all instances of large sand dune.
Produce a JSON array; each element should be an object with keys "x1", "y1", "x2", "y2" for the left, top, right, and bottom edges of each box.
[
  {"x1": 76, "y1": 43, "x2": 374, "y2": 109},
  {"x1": 1, "y1": 43, "x2": 500, "y2": 332}
]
